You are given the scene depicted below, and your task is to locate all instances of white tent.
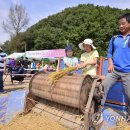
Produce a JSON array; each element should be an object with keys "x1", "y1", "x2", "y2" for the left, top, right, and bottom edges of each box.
[
  {"x1": 7, "y1": 49, "x2": 66, "y2": 60},
  {"x1": 7, "y1": 52, "x2": 25, "y2": 60}
]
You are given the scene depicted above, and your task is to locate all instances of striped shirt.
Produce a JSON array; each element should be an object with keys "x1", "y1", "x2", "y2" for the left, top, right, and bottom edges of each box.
[{"x1": 0, "y1": 52, "x2": 7, "y2": 71}]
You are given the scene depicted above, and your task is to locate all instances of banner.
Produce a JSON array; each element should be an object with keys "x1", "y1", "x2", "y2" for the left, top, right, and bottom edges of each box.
[{"x1": 25, "y1": 49, "x2": 66, "y2": 59}]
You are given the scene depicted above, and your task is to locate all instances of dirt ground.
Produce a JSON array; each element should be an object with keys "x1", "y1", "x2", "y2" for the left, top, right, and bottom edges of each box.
[
  {"x1": 4, "y1": 75, "x2": 30, "y2": 91},
  {"x1": 0, "y1": 75, "x2": 68, "y2": 130},
  {"x1": 0, "y1": 113, "x2": 68, "y2": 130},
  {"x1": 2, "y1": 75, "x2": 130, "y2": 130}
]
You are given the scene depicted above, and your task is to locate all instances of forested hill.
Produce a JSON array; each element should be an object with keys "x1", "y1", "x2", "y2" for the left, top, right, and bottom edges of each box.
[{"x1": 3, "y1": 4, "x2": 130, "y2": 57}]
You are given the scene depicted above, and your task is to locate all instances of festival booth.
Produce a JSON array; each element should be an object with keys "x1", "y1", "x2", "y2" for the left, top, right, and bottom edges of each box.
[{"x1": 25, "y1": 49, "x2": 66, "y2": 71}]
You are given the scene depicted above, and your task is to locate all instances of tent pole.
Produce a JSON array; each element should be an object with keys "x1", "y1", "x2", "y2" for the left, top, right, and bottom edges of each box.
[{"x1": 56, "y1": 58, "x2": 61, "y2": 71}]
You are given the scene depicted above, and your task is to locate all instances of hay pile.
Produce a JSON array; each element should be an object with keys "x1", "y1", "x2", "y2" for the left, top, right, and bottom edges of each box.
[
  {"x1": 110, "y1": 121, "x2": 130, "y2": 130},
  {"x1": 0, "y1": 113, "x2": 68, "y2": 130}
]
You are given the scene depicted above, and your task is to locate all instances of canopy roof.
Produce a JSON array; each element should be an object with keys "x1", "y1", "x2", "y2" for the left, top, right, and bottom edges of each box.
[
  {"x1": 7, "y1": 49, "x2": 66, "y2": 60},
  {"x1": 7, "y1": 52, "x2": 25, "y2": 60}
]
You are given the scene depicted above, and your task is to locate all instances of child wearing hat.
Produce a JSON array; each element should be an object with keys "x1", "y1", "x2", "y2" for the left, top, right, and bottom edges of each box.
[
  {"x1": 63, "y1": 44, "x2": 78, "y2": 68},
  {"x1": 78, "y1": 39, "x2": 99, "y2": 75}
]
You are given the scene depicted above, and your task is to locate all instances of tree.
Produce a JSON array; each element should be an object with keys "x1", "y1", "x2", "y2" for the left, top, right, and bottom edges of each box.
[
  {"x1": 2, "y1": 4, "x2": 29, "y2": 38},
  {"x1": 1, "y1": 40, "x2": 10, "y2": 54},
  {"x1": 3, "y1": 4, "x2": 130, "y2": 55}
]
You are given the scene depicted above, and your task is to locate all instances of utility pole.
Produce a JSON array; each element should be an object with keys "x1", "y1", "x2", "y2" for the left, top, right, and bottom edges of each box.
[{"x1": 66, "y1": 40, "x2": 69, "y2": 46}]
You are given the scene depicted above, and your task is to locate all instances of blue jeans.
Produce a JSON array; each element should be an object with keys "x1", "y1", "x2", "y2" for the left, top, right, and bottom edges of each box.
[{"x1": 0, "y1": 71, "x2": 4, "y2": 91}]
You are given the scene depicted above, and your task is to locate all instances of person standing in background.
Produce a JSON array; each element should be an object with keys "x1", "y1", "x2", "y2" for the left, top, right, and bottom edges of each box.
[
  {"x1": 19, "y1": 56, "x2": 24, "y2": 66},
  {"x1": 23, "y1": 57, "x2": 30, "y2": 69},
  {"x1": 31, "y1": 59, "x2": 36, "y2": 74},
  {"x1": 31, "y1": 59, "x2": 36, "y2": 69},
  {"x1": 36, "y1": 61, "x2": 42, "y2": 69},
  {"x1": 9, "y1": 58, "x2": 16, "y2": 70},
  {"x1": 0, "y1": 47, "x2": 7, "y2": 93}
]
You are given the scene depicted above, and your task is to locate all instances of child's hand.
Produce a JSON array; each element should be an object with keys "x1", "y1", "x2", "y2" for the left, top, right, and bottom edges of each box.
[
  {"x1": 82, "y1": 62, "x2": 87, "y2": 68},
  {"x1": 76, "y1": 65, "x2": 80, "y2": 70}
]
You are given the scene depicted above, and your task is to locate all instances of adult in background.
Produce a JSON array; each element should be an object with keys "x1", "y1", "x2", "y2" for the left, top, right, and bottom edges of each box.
[
  {"x1": 31, "y1": 59, "x2": 36, "y2": 69},
  {"x1": 19, "y1": 56, "x2": 24, "y2": 66},
  {"x1": 47, "y1": 62, "x2": 55, "y2": 72},
  {"x1": 12, "y1": 61, "x2": 25, "y2": 84},
  {"x1": 102, "y1": 13, "x2": 130, "y2": 119},
  {"x1": 0, "y1": 47, "x2": 7, "y2": 93},
  {"x1": 9, "y1": 58, "x2": 16, "y2": 70},
  {"x1": 31, "y1": 59, "x2": 36, "y2": 74},
  {"x1": 23, "y1": 57, "x2": 30, "y2": 69},
  {"x1": 8, "y1": 58, "x2": 16, "y2": 83}
]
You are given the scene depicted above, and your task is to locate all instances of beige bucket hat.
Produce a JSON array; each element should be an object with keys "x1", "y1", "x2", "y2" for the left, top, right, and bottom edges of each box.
[{"x1": 79, "y1": 38, "x2": 96, "y2": 50}]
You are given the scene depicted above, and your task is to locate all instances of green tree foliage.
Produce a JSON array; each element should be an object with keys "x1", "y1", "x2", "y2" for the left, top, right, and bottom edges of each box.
[{"x1": 5, "y1": 4, "x2": 130, "y2": 57}]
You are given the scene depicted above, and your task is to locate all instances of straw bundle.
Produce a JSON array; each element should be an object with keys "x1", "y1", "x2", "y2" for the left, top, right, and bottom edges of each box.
[
  {"x1": 0, "y1": 113, "x2": 67, "y2": 130},
  {"x1": 48, "y1": 66, "x2": 77, "y2": 85}
]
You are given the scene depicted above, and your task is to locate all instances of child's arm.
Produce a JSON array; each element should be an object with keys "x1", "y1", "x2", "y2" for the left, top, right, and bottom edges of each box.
[{"x1": 78, "y1": 57, "x2": 98, "y2": 69}]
